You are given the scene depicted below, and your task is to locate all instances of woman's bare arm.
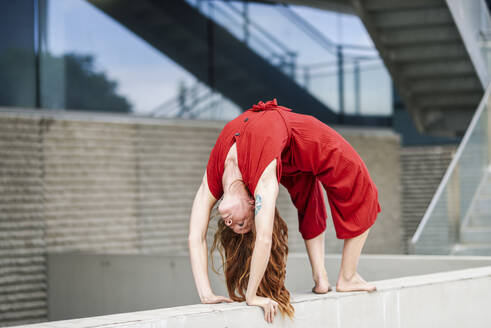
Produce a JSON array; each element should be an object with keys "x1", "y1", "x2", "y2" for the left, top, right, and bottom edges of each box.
[
  {"x1": 188, "y1": 172, "x2": 232, "y2": 303},
  {"x1": 245, "y1": 159, "x2": 280, "y2": 323}
]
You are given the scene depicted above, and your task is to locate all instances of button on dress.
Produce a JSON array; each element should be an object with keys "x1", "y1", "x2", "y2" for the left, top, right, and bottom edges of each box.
[{"x1": 206, "y1": 99, "x2": 381, "y2": 240}]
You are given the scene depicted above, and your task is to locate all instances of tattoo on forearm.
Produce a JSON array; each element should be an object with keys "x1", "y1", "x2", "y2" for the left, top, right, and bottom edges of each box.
[{"x1": 255, "y1": 194, "x2": 262, "y2": 215}]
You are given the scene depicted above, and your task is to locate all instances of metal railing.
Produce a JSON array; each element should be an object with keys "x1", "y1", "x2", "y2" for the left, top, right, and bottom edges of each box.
[
  {"x1": 150, "y1": 81, "x2": 239, "y2": 119},
  {"x1": 172, "y1": 0, "x2": 391, "y2": 119},
  {"x1": 410, "y1": 84, "x2": 491, "y2": 254},
  {"x1": 188, "y1": 0, "x2": 298, "y2": 76}
]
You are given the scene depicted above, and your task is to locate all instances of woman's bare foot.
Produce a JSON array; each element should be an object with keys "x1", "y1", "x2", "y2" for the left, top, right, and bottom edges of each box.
[
  {"x1": 336, "y1": 272, "x2": 376, "y2": 293},
  {"x1": 312, "y1": 274, "x2": 333, "y2": 294}
]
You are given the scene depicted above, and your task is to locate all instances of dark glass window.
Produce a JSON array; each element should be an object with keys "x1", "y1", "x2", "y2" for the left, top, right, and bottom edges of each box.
[{"x1": 0, "y1": 0, "x2": 37, "y2": 108}]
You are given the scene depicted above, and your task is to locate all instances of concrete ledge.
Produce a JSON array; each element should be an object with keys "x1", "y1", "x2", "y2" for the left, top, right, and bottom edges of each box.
[
  {"x1": 0, "y1": 106, "x2": 397, "y2": 137},
  {"x1": 45, "y1": 253, "x2": 491, "y2": 322},
  {"x1": 0, "y1": 106, "x2": 228, "y2": 128},
  {"x1": 16, "y1": 266, "x2": 491, "y2": 328}
]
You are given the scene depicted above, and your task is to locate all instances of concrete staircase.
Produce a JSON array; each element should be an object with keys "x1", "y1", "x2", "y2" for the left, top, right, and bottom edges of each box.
[
  {"x1": 453, "y1": 169, "x2": 491, "y2": 255},
  {"x1": 350, "y1": 0, "x2": 486, "y2": 137}
]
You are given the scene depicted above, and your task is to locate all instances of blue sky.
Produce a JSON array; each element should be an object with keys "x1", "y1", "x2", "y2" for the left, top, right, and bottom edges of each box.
[{"x1": 46, "y1": 0, "x2": 391, "y2": 117}]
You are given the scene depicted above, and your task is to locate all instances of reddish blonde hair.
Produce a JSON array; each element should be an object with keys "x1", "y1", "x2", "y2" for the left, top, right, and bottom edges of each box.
[{"x1": 210, "y1": 206, "x2": 294, "y2": 319}]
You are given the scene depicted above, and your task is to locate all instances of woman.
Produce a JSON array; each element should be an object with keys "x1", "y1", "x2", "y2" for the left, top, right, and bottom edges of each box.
[{"x1": 188, "y1": 99, "x2": 380, "y2": 324}]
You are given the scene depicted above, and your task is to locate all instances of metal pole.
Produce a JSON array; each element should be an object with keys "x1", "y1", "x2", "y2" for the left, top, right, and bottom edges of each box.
[
  {"x1": 337, "y1": 45, "x2": 344, "y2": 123},
  {"x1": 354, "y1": 60, "x2": 360, "y2": 115},
  {"x1": 207, "y1": 1, "x2": 215, "y2": 90},
  {"x1": 304, "y1": 67, "x2": 310, "y2": 89},
  {"x1": 177, "y1": 82, "x2": 188, "y2": 118},
  {"x1": 34, "y1": 0, "x2": 41, "y2": 109},
  {"x1": 289, "y1": 52, "x2": 296, "y2": 79},
  {"x1": 243, "y1": 0, "x2": 249, "y2": 44}
]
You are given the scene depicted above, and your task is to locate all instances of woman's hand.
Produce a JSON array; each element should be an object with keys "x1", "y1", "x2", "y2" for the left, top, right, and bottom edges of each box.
[
  {"x1": 200, "y1": 293, "x2": 234, "y2": 304},
  {"x1": 246, "y1": 295, "x2": 279, "y2": 324}
]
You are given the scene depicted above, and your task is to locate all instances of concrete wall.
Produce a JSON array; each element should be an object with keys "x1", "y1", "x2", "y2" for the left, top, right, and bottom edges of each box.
[
  {"x1": 46, "y1": 253, "x2": 491, "y2": 321},
  {"x1": 0, "y1": 115, "x2": 46, "y2": 327},
  {"x1": 0, "y1": 107, "x2": 403, "y2": 326},
  {"x1": 21, "y1": 263, "x2": 491, "y2": 328}
]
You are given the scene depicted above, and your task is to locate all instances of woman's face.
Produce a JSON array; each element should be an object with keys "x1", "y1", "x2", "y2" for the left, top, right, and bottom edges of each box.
[{"x1": 218, "y1": 195, "x2": 255, "y2": 234}]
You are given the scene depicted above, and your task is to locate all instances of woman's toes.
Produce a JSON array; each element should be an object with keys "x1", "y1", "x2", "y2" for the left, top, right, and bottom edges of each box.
[
  {"x1": 336, "y1": 273, "x2": 377, "y2": 293},
  {"x1": 336, "y1": 282, "x2": 376, "y2": 292}
]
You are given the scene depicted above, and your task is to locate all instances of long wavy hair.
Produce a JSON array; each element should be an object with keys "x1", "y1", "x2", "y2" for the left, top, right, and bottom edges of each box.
[{"x1": 210, "y1": 206, "x2": 294, "y2": 319}]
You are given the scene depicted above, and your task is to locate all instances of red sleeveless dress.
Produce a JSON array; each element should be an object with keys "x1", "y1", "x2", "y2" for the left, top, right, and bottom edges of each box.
[{"x1": 206, "y1": 99, "x2": 381, "y2": 240}]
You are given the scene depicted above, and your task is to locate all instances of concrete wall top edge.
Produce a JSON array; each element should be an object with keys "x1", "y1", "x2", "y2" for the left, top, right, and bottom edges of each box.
[
  {"x1": 0, "y1": 106, "x2": 228, "y2": 129},
  {"x1": 20, "y1": 265, "x2": 491, "y2": 328},
  {"x1": 47, "y1": 252, "x2": 491, "y2": 261},
  {"x1": 0, "y1": 106, "x2": 398, "y2": 138}
]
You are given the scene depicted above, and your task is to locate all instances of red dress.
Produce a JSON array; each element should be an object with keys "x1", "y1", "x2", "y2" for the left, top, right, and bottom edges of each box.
[{"x1": 206, "y1": 99, "x2": 381, "y2": 240}]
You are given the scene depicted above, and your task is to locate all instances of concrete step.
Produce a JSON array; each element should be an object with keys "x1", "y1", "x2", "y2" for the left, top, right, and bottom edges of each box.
[
  {"x1": 364, "y1": 0, "x2": 445, "y2": 12},
  {"x1": 468, "y1": 213, "x2": 491, "y2": 227},
  {"x1": 452, "y1": 243, "x2": 491, "y2": 256},
  {"x1": 472, "y1": 196, "x2": 491, "y2": 212},
  {"x1": 355, "y1": 0, "x2": 482, "y2": 137},
  {"x1": 416, "y1": 92, "x2": 482, "y2": 108},
  {"x1": 408, "y1": 76, "x2": 481, "y2": 95},
  {"x1": 372, "y1": 8, "x2": 453, "y2": 28},
  {"x1": 379, "y1": 25, "x2": 460, "y2": 46},
  {"x1": 417, "y1": 108, "x2": 473, "y2": 135},
  {"x1": 460, "y1": 227, "x2": 491, "y2": 243},
  {"x1": 388, "y1": 43, "x2": 467, "y2": 63},
  {"x1": 400, "y1": 60, "x2": 475, "y2": 79}
]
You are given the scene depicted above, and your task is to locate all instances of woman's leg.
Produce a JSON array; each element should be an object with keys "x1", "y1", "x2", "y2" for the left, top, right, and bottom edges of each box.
[
  {"x1": 336, "y1": 228, "x2": 376, "y2": 292},
  {"x1": 304, "y1": 231, "x2": 332, "y2": 293}
]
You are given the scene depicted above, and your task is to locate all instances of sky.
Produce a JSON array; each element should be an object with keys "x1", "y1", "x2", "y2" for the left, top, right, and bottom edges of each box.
[{"x1": 45, "y1": 0, "x2": 391, "y2": 118}]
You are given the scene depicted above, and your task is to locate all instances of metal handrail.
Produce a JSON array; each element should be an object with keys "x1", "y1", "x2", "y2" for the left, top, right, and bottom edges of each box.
[
  {"x1": 150, "y1": 81, "x2": 233, "y2": 119},
  {"x1": 221, "y1": 1, "x2": 294, "y2": 54},
  {"x1": 215, "y1": 4, "x2": 281, "y2": 56},
  {"x1": 305, "y1": 63, "x2": 386, "y2": 79},
  {"x1": 178, "y1": 0, "x2": 390, "y2": 118},
  {"x1": 189, "y1": 0, "x2": 295, "y2": 63},
  {"x1": 274, "y1": 4, "x2": 377, "y2": 57},
  {"x1": 411, "y1": 84, "x2": 491, "y2": 245},
  {"x1": 191, "y1": 0, "x2": 378, "y2": 67},
  {"x1": 150, "y1": 81, "x2": 207, "y2": 117},
  {"x1": 298, "y1": 56, "x2": 380, "y2": 70},
  {"x1": 275, "y1": 4, "x2": 336, "y2": 54}
]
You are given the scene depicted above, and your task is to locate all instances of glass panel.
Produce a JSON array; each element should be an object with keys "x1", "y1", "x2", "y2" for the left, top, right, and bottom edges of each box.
[
  {"x1": 39, "y1": 0, "x2": 219, "y2": 117},
  {"x1": 359, "y1": 60, "x2": 392, "y2": 116},
  {"x1": 304, "y1": 63, "x2": 339, "y2": 113},
  {"x1": 0, "y1": 0, "x2": 36, "y2": 108},
  {"x1": 343, "y1": 62, "x2": 356, "y2": 115},
  {"x1": 413, "y1": 187, "x2": 453, "y2": 255},
  {"x1": 411, "y1": 87, "x2": 489, "y2": 254},
  {"x1": 457, "y1": 102, "x2": 488, "y2": 219},
  {"x1": 150, "y1": 81, "x2": 241, "y2": 121},
  {"x1": 339, "y1": 58, "x2": 392, "y2": 116},
  {"x1": 185, "y1": 0, "x2": 390, "y2": 118},
  {"x1": 35, "y1": 0, "x2": 391, "y2": 122}
]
